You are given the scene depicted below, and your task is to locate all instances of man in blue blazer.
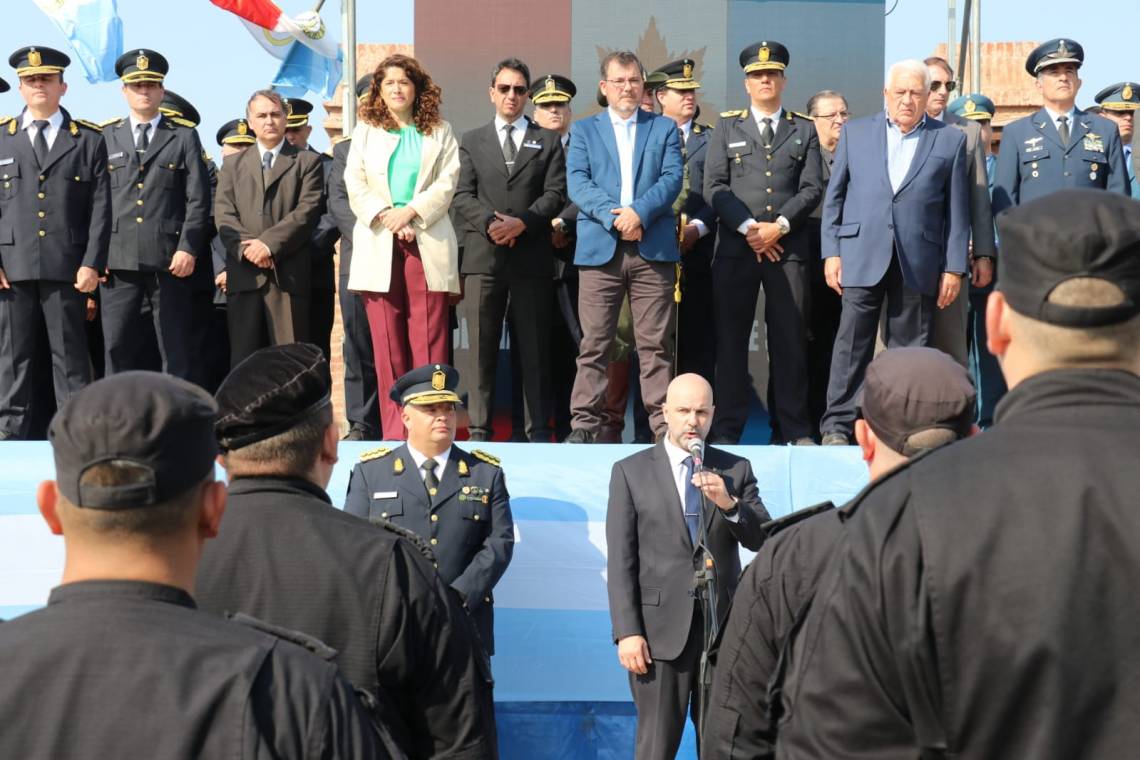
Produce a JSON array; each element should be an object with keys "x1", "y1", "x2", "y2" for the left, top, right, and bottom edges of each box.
[
  {"x1": 819, "y1": 59, "x2": 969, "y2": 445},
  {"x1": 564, "y1": 50, "x2": 683, "y2": 443}
]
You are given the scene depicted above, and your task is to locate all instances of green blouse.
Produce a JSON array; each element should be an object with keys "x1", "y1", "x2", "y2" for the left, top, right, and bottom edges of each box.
[{"x1": 387, "y1": 125, "x2": 422, "y2": 208}]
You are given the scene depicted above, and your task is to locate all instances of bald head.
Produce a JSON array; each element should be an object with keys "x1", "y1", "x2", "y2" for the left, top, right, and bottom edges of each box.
[{"x1": 663, "y1": 374, "x2": 714, "y2": 451}]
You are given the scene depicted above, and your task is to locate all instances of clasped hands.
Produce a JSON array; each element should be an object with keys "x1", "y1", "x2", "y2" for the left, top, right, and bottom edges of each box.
[
  {"x1": 610, "y1": 207, "x2": 642, "y2": 241},
  {"x1": 745, "y1": 221, "x2": 784, "y2": 262},
  {"x1": 488, "y1": 212, "x2": 526, "y2": 246},
  {"x1": 373, "y1": 206, "x2": 418, "y2": 242}
]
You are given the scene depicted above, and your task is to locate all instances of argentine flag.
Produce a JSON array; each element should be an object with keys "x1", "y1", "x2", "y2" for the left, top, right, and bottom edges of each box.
[
  {"x1": 33, "y1": 0, "x2": 124, "y2": 83},
  {"x1": 271, "y1": 29, "x2": 343, "y2": 99}
]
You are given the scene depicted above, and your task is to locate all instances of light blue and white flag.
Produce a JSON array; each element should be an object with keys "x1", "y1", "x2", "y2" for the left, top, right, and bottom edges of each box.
[
  {"x1": 32, "y1": 0, "x2": 124, "y2": 84},
  {"x1": 272, "y1": 40, "x2": 342, "y2": 99}
]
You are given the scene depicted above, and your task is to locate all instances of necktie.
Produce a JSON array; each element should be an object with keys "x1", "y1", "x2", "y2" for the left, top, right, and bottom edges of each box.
[
  {"x1": 262, "y1": 150, "x2": 274, "y2": 183},
  {"x1": 502, "y1": 124, "x2": 517, "y2": 167},
  {"x1": 1057, "y1": 115, "x2": 1070, "y2": 147},
  {"x1": 32, "y1": 120, "x2": 49, "y2": 166},
  {"x1": 422, "y1": 458, "x2": 439, "y2": 500},
  {"x1": 136, "y1": 123, "x2": 150, "y2": 157},
  {"x1": 682, "y1": 456, "x2": 701, "y2": 544},
  {"x1": 761, "y1": 117, "x2": 775, "y2": 148}
]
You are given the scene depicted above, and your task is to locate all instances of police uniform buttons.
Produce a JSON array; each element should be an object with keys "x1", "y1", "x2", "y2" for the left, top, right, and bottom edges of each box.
[
  {"x1": 473, "y1": 514, "x2": 480, "y2": 521},
  {"x1": 765, "y1": 170, "x2": 772, "y2": 177},
  {"x1": 766, "y1": 205, "x2": 773, "y2": 212},
  {"x1": 38, "y1": 174, "x2": 45, "y2": 182},
  {"x1": 433, "y1": 562, "x2": 439, "y2": 568},
  {"x1": 1091, "y1": 163, "x2": 1099, "y2": 171},
  {"x1": 168, "y1": 163, "x2": 175, "y2": 169},
  {"x1": 1031, "y1": 162, "x2": 1038, "y2": 169},
  {"x1": 136, "y1": 217, "x2": 143, "y2": 223},
  {"x1": 73, "y1": 176, "x2": 80, "y2": 181},
  {"x1": 2, "y1": 174, "x2": 7, "y2": 180},
  {"x1": 37, "y1": 192, "x2": 45, "y2": 199},
  {"x1": 2, "y1": 183, "x2": 8, "y2": 189},
  {"x1": 766, "y1": 188, "x2": 773, "y2": 194},
  {"x1": 1090, "y1": 173, "x2": 1097, "y2": 180},
  {"x1": 136, "y1": 182, "x2": 144, "y2": 189},
  {"x1": 1064, "y1": 172, "x2": 1070, "y2": 177},
  {"x1": 380, "y1": 511, "x2": 388, "y2": 518},
  {"x1": 136, "y1": 199, "x2": 144, "y2": 206},
  {"x1": 428, "y1": 487, "x2": 437, "y2": 496},
  {"x1": 766, "y1": 154, "x2": 773, "y2": 160},
  {"x1": 484, "y1": 596, "x2": 491, "y2": 603},
  {"x1": 37, "y1": 211, "x2": 44, "y2": 218},
  {"x1": 430, "y1": 538, "x2": 438, "y2": 545},
  {"x1": 431, "y1": 514, "x2": 438, "y2": 522},
  {"x1": 37, "y1": 230, "x2": 45, "y2": 237},
  {"x1": 1032, "y1": 171, "x2": 1039, "y2": 178}
]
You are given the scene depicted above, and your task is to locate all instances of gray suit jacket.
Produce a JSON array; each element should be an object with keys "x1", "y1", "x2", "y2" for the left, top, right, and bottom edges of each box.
[
  {"x1": 942, "y1": 111, "x2": 996, "y2": 259},
  {"x1": 606, "y1": 442, "x2": 768, "y2": 661}
]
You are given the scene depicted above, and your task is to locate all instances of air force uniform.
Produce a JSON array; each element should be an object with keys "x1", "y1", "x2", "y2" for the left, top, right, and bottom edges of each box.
[{"x1": 1094, "y1": 81, "x2": 1139, "y2": 197}]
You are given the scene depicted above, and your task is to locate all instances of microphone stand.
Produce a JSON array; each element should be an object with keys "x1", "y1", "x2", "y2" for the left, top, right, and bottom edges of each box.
[{"x1": 689, "y1": 447, "x2": 718, "y2": 742}]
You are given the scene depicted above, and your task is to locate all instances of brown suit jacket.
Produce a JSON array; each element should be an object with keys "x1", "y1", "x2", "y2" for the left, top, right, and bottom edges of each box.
[
  {"x1": 215, "y1": 142, "x2": 324, "y2": 294},
  {"x1": 943, "y1": 111, "x2": 996, "y2": 259}
]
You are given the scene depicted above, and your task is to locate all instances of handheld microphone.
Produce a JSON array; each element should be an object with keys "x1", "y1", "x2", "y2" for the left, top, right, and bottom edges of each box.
[{"x1": 687, "y1": 437, "x2": 704, "y2": 469}]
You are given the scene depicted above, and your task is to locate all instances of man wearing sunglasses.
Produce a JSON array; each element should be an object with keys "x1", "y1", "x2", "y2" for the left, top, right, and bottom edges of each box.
[
  {"x1": 452, "y1": 58, "x2": 567, "y2": 443},
  {"x1": 924, "y1": 56, "x2": 996, "y2": 369}
]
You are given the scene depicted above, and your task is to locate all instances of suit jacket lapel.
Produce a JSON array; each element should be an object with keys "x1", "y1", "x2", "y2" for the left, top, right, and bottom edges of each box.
[
  {"x1": 737, "y1": 111, "x2": 763, "y2": 151},
  {"x1": 265, "y1": 143, "x2": 297, "y2": 190},
  {"x1": 509, "y1": 120, "x2": 542, "y2": 178},
  {"x1": 631, "y1": 110, "x2": 652, "y2": 180},
  {"x1": 417, "y1": 128, "x2": 442, "y2": 191},
  {"x1": 768, "y1": 113, "x2": 796, "y2": 154},
  {"x1": 1033, "y1": 109, "x2": 1065, "y2": 152},
  {"x1": 651, "y1": 442, "x2": 694, "y2": 551},
  {"x1": 483, "y1": 123, "x2": 509, "y2": 178},
  {"x1": 110, "y1": 120, "x2": 137, "y2": 168},
  {"x1": 595, "y1": 111, "x2": 621, "y2": 174},
  {"x1": 685, "y1": 127, "x2": 708, "y2": 163},
  {"x1": 1069, "y1": 109, "x2": 1095, "y2": 155},
  {"x1": 432, "y1": 445, "x2": 463, "y2": 507},
  {"x1": 139, "y1": 116, "x2": 175, "y2": 167},
  {"x1": 238, "y1": 144, "x2": 265, "y2": 204},
  {"x1": 894, "y1": 120, "x2": 937, "y2": 196},
  {"x1": 392, "y1": 444, "x2": 432, "y2": 512},
  {"x1": 40, "y1": 120, "x2": 77, "y2": 174}
]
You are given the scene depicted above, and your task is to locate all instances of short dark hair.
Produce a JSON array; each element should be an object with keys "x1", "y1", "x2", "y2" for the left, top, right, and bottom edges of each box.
[
  {"x1": 492, "y1": 58, "x2": 530, "y2": 88},
  {"x1": 807, "y1": 89, "x2": 848, "y2": 115},
  {"x1": 247, "y1": 89, "x2": 286, "y2": 116},
  {"x1": 66, "y1": 462, "x2": 206, "y2": 538},
  {"x1": 600, "y1": 51, "x2": 641, "y2": 80},
  {"x1": 923, "y1": 56, "x2": 953, "y2": 77},
  {"x1": 223, "y1": 403, "x2": 332, "y2": 479}
]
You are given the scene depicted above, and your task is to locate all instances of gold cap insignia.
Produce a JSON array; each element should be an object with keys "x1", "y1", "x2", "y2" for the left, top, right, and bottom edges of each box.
[
  {"x1": 1057, "y1": 40, "x2": 1070, "y2": 57},
  {"x1": 683, "y1": 61, "x2": 693, "y2": 79},
  {"x1": 964, "y1": 99, "x2": 976, "y2": 113},
  {"x1": 237, "y1": 121, "x2": 248, "y2": 135},
  {"x1": 431, "y1": 369, "x2": 446, "y2": 390},
  {"x1": 137, "y1": 54, "x2": 149, "y2": 71},
  {"x1": 758, "y1": 47, "x2": 770, "y2": 63},
  {"x1": 545, "y1": 75, "x2": 555, "y2": 92},
  {"x1": 1124, "y1": 84, "x2": 1134, "y2": 101},
  {"x1": 28, "y1": 49, "x2": 42, "y2": 68}
]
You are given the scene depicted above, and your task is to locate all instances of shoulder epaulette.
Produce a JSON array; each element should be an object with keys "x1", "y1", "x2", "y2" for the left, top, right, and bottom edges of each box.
[
  {"x1": 370, "y1": 517, "x2": 438, "y2": 563},
  {"x1": 73, "y1": 119, "x2": 102, "y2": 133},
  {"x1": 201, "y1": 150, "x2": 213, "y2": 164},
  {"x1": 359, "y1": 445, "x2": 392, "y2": 462},
  {"x1": 720, "y1": 109, "x2": 746, "y2": 119},
  {"x1": 7, "y1": 119, "x2": 16, "y2": 136},
  {"x1": 0, "y1": 116, "x2": 12, "y2": 128},
  {"x1": 760, "y1": 501, "x2": 836, "y2": 537},
  {"x1": 789, "y1": 111, "x2": 812, "y2": 121},
  {"x1": 227, "y1": 612, "x2": 339, "y2": 660},
  {"x1": 332, "y1": 134, "x2": 352, "y2": 145},
  {"x1": 169, "y1": 116, "x2": 196, "y2": 129},
  {"x1": 100, "y1": 117, "x2": 124, "y2": 129},
  {"x1": 472, "y1": 449, "x2": 501, "y2": 467}
]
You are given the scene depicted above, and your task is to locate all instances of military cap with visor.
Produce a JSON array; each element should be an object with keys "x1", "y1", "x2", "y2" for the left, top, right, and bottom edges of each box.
[
  {"x1": 283, "y1": 97, "x2": 314, "y2": 128},
  {"x1": 390, "y1": 364, "x2": 462, "y2": 406},
  {"x1": 116, "y1": 48, "x2": 168, "y2": 84},
  {"x1": 160, "y1": 89, "x2": 201, "y2": 127},
  {"x1": 530, "y1": 74, "x2": 577, "y2": 104},
  {"x1": 1025, "y1": 38, "x2": 1084, "y2": 76},
  {"x1": 1094, "y1": 82, "x2": 1140, "y2": 111},
  {"x1": 48, "y1": 372, "x2": 219, "y2": 510},
  {"x1": 739, "y1": 40, "x2": 789, "y2": 73},
  {"x1": 0, "y1": 77, "x2": 8, "y2": 94},
  {"x1": 216, "y1": 118, "x2": 256, "y2": 147},
  {"x1": 214, "y1": 343, "x2": 333, "y2": 452},
  {"x1": 9, "y1": 46, "x2": 70, "y2": 76},
  {"x1": 948, "y1": 93, "x2": 995, "y2": 121}
]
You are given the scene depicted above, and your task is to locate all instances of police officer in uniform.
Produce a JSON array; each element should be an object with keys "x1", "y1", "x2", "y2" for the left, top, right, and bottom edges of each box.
[
  {"x1": 993, "y1": 39, "x2": 1131, "y2": 214},
  {"x1": 653, "y1": 58, "x2": 718, "y2": 385},
  {"x1": 703, "y1": 41, "x2": 824, "y2": 444},
  {"x1": 1093, "y1": 81, "x2": 1139, "y2": 196},
  {"x1": 329, "y1": 76, "x2": 381, "y2": 440},
  {"x1": 0, "y1": 370, "x2": 395, "y2": 758},
  {"x1": 282, "y1": 97, "x2": 338, "y2": 361},
  {"x1": 198, "y1": 344, "x2": 497, "y2": 759},
  {"x1": 100, "y1": 50, "x2": 210, "y2": 380},
  {"x1": 345, "y1": 364, "x2": 515, "y2": 656},
  {"x1": 0, "y1": 46, "x2": 110, "y2": 440},
  {"x1": 778, "y1": 190, "x2": 1140, "y2": 759}
]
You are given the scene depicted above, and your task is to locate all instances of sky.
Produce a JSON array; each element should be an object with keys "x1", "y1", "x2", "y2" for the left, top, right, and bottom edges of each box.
[{"x1": 3, "y1": 0, "x2": 1135, "y2": 152}]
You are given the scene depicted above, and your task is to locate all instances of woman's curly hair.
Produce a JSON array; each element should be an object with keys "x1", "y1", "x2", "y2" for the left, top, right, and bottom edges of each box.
[{"x1": 359, "y1": 54, "x2": 443, "y2": 134}]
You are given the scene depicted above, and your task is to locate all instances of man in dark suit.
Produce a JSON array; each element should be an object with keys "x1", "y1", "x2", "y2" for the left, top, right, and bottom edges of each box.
[
  {"x1": 924, "y1": 56, "x2": 996, "y2": 367},
  {"x1": 564, "y1": 50, "x2": 683, "y2": 443},
  {"x1": 653, "y1": 59, "x2": 717, "y2": 386},
  {"x1": 452, "y1": 58, "x2": 567, "y2": 442},
  {"x1": 993, "y1": 39, "x2": 1130, "y2": 215},
  {"x1": 214, "y1": 89, "x2": 324, "y2": 367},
  {"x1": 100, "y1": 50, "x2": 210, "y2": 380},
  {"x1": 282, "y1": 97, "x2": 338, "y2": 362},
  {"x1": 344, "y1": 364, "x2": 514, "y2": 657},
  {"x1": 607, "y1": 372, "x2": 768, "y2": 760},
  {"x1": 198, "y1": 344, "x2": 497, "y2": 759},
  {"x1": 704, "y1": 41, "x2": 824, "y2": 445},
  {"x1": 819, "y1": 59, "x2": 969, "y2": 445},
  {"x1": 0, "y1": 46, "x2": 110, "y2": 440}
]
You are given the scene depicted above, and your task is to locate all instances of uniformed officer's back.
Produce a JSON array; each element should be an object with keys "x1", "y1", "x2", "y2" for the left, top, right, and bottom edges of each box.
[{"x1": 0, "y1": 370, "x2": 394, "y2": 759}]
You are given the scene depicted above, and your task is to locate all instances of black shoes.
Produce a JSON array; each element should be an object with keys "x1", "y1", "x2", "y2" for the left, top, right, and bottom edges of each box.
[
  {"x1": 564, "y1": 428, "x2": 596, "y2": 444},
  {"x1": 821, "y1": 432, "x2": 850, "y2": 446}
]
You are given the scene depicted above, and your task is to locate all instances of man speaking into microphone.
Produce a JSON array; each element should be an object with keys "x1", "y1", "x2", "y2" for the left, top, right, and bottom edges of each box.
[{"x1": 606, "y1": 372, "x2": 769, "y2": 760}]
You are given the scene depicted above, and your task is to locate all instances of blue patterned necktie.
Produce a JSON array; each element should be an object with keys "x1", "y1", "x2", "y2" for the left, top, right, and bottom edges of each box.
[{"x1": 683, "y1": 455, "x2": 701, "y2": 543}]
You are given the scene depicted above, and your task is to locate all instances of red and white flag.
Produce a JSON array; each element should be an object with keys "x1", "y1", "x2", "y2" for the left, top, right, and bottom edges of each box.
[{"x1": 209, "y1": 0, "x2": 338, "y2": 59}]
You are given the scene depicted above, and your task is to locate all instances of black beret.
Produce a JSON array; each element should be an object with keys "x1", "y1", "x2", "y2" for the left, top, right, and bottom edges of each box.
[
  {"x1": 390, "y1": 363, "x2": 461, "y2": 406},
  {"x1": 858, "y1": 347, "x2": 976, "y2": 457},
  {"x1": 215, "y1": 343, "x2": 332, "y2": 452},
  {"x1": 49, "y1": 372, "x2": 218, "y2": 510},
  {"x1": 996, "y1": 190, "x2": 1140, "y2": 327},
  {"x1": 115, "y1": 49, "x2": 168, "y2": 84}
]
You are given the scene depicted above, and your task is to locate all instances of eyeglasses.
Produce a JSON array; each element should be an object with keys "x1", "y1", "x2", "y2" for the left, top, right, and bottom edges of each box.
[
  {"x1": 495, "y1": 84, "x2": 528, "y2": 96},
  {"x1": 931, "y1": 80, "x2": 957, "y2": 93},
  {"x1": 814, "y1": 111, "x2": 850, "y2": 121},
  {"x1": 605, "y1": 78, "x2": 644, "y2": 89}
]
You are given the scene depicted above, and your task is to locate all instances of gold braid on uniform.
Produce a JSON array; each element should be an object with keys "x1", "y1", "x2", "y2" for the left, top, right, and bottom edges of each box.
[
  {"x1": 472, "y1": 449, "x2": 501, "y2": 467},
  {"x1": 73, "y1": 119, "x2": 103, "y2": 133},
  {"x1": 359, "y1": 446, "x2": 392, "y2": 462}
]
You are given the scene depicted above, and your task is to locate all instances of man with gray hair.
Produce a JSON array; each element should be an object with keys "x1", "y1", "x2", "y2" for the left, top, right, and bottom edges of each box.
[
  {"x1": 214, "y1": 88, "x2": 325, "y2": 367},
  {"x1": 818, "y1": 59, "x2": 969, "y2": 445}
]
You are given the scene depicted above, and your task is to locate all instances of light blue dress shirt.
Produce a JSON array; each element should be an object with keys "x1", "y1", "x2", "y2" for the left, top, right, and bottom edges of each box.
[
  {"x1": 886, "y1": 113, "x2": 926, "y2": 194},
  {"x1": 609, "y1": 108, "x2": 637, "y2": 207}
]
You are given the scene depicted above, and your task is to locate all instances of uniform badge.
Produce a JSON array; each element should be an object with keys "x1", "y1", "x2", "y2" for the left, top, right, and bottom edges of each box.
[
  {"x1": 1125, "y1": 84, "x2": 1134, "y2": 101},
  {"x1": 237, "y1": 121, "x2": 248, "y2": 136},
  {"x1": 462, "y1": 486, "x2": 471, "y2": 494},
  {"x1": 482, "y1": 495, "x2": 489, "y2": 504},
  {"x1": 28, "y1": 49, "x2": 41, "y2": 68},
  {"x1": 431, "y1": 369, "x2": 446, "y2": 390},
  {"x1": 758, "y1": 47, "x2": 770, "y2": 63},
  {"x1": 545, "y1": 76, "x2": 555, "y2": 93},
  {"x1": 1056, "y1": 40, "x2": 1071, "y2": 58},
  {"x1": 1083, "y1": 134, "x2": 1104, "y2": 152},
  {"x1": 458, "y1": 460, "x2": 469, "y2": 476},
  {"x1": 137, "y1": 53, "x2": 149, "y2": 71},
  {"x1": 393, "y1": 457, "x2": 404, "y2": 474},
  {"x1": 683, "y1": 62, "x2": 693, "y2": 79},
  {"x1": 964, "y1": 99, "x2": 976, "y2": 114}
]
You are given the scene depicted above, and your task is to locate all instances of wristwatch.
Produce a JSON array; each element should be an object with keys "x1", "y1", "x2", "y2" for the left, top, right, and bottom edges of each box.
[{"x1": 775, "y1": 216, "x2": 791, "y2": 236}]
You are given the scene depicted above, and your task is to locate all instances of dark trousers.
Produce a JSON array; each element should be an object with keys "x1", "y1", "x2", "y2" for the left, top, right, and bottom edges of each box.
[
  {"x1": 822, "y1": 255, "x2": 934, "y2": 436},
  {"x1": 805, "y1": 221, "x2": 842, "y2": 439},
  {"x1": 460, "y1": 273, "x2": 553, "y2": 441},
  {"x1": 309, "y1": 287, "x2": 335, "y2": 362},
  {"x1": 101, "y1": 269, "x2": 194, "y2": 379},
  {"x1": 967, "y1": 286, "x2": 1007, "y2": 428},
  {"x1": 339, "y1": 270, "x2": 379, "y2": 436},
  {"x1": 930, "y1": 286, "x2": 968, "y2": 367},
  {"x1": 227, "y1": 279, "x2": 310, "y2": 369},
  {"x1": 630, "y1": 608, "x2": 703, "y2": 760},
  {"x1": 676, "y1": 267, "x2": 716, "y2": 384},
  {"x1": 0, "y1": 280, "x2": 90, "y2": 438},
  {"x1": 711, "y1": 256, "x2": 810, "y2": 443},
  {"x1": 549, "y1": 271, "x2": 579, "y2": 440},
  {"x1": 572, "y1": 244, "x2": 675, "y2": 436}
]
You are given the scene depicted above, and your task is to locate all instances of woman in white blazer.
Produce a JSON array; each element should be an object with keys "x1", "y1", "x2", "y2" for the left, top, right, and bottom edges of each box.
[{"x1": 345, "y1": 54, "x2": 461, "y2": 438}]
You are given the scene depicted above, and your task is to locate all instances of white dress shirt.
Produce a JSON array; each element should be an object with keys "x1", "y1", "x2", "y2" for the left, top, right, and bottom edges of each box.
[
  {"x1": 1042, "y1": 105, "x2": 1078, "y2": 140},
  {"x1": 129, "y1": 113, "x2": 163, "y2": 149},
  {"x1": 494, "y1": 114, "x2": 528, "y2": 156},
  {"x1": 257, "y1": 139, "x2": 286, "y2": 167},
  {"x1": 609, "y1": 107, "x2": 638, "y2": 207},
  {"x1": 886, "y1": 112, "x2": 926, "y2": 194},
  {"x1": 663, "y1": 438, "x2": 738, "y2": 522},
  {"x1": 22, "y1": 110, "x2": 64, "y2": 152},
  {"x1": 406, "y1": 442, "x2": 452, "y2": 482}
]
